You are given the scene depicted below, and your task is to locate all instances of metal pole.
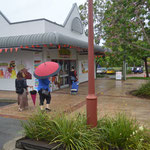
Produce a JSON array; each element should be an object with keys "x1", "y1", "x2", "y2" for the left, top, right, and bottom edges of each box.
[
  {"x1": 123, "y1": 55, "x2": 126, "y2": 80},
  {"x1": 86, "y1": 0, "x2": 97, "y2": 127}
]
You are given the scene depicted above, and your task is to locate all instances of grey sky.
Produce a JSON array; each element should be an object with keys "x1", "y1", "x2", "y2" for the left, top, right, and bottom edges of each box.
[{"x1": 0, "y1": 0, "x2": 86, "y2": 24}]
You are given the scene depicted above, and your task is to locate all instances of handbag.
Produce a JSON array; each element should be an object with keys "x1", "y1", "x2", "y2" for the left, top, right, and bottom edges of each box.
[{"x1": 41, "y1": 89, "x2": 49, "y2": 96}]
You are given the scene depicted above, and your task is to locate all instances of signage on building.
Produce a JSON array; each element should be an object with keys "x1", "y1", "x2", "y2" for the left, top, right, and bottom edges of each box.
[{"x1": 58, "y1": 48, "x2": 71, "y2": 58}]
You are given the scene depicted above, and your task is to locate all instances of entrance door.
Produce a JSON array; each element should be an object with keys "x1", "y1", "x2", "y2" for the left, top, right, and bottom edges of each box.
[{"x1": 52, "y1": 59, "x2": 76, "y2": 89}]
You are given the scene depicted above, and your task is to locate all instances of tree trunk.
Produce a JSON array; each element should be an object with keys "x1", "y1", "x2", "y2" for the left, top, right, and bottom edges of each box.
[{"x1": 144, "y1": 57, "x2": 149, "y2": 77}]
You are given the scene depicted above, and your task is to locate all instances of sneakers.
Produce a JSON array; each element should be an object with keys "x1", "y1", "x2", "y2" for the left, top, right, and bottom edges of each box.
[
  {"x1": 18, "y1": 108, "x2": 23, "y2": 112},
  {"x1": 45, "y1": 108, "x2": 51, "y2": 111}
]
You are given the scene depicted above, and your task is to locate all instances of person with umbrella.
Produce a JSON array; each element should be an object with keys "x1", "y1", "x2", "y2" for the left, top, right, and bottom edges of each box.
[
  {"x1": 37, "y1": 78, "x2": 51, "y2": 111},
  {"x1": 34, "y1": 61, "x2": 60, "y2": 111}
]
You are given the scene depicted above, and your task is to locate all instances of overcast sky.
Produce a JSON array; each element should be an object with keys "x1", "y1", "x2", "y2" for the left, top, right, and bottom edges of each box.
[{"x1": 0, "y1": 0, "x2": 86, "y2": 24}]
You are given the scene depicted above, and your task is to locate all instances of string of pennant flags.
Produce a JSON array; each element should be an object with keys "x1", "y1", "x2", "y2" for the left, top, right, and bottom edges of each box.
[
  {"x1": 0, "y1": 43, "x2": 88, "y2": 53},
  {"x1": 0, "y1": 47, "x2": 18, "y2": 53}
]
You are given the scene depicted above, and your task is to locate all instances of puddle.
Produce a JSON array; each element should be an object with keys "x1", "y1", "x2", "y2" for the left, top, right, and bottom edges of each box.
[{"x1": 0, "y1": 101, "x2": 16, "y2": 107}]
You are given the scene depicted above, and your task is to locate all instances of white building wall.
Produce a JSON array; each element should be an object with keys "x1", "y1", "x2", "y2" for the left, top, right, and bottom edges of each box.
[
  {"x1": 0, "y1": 18, "x2": 45, "y2": 37},
  {"x1": 0, "y1": 50, "x2": 35, "y2": 91},
  {"x1": 0, "y1": 3, "x2": 92, "y2": 91}
]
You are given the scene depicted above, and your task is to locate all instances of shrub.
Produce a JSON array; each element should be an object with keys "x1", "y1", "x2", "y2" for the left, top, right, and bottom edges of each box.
[
  {"x1": 23, "y1": 111, "x2": 99, "y2": 150},
  {"x1": 22, "y1": 111, "x2": 150, "y2": 150},
  {"x1": 127, "y1": 69, "x2": 132, "y2": 74},
  {"x1": 96, "y1": 113, "x2": 150, "y2": 150},
  {"x1": 133, "y1": 81, "x2": 150, "y2": 98}
]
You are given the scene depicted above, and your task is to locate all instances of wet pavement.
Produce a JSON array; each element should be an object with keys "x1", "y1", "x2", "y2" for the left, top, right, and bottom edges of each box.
[
  {"x1": 0, "y1": 78, "x2": 150, "y2": 125},
  {"x1": 1, "y1": 77, "x2": 150, "y2": 149}
]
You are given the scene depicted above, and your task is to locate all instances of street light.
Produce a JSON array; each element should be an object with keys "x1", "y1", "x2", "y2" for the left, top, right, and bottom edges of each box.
[{"x1": 86, "y1": 0, "x2": 97, "y2": 127}]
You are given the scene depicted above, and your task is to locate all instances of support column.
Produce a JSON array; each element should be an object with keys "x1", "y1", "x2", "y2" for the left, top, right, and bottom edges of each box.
[{"x1": 86, "y1": 0, "x2": 97, "y2": 127}]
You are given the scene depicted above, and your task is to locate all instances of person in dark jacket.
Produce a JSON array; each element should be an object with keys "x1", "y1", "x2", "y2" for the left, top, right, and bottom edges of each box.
[
  {"x1": 38, "y1": 78, "x2": 51, "y2": 111},
  {"x1": 15, "y1": 71, "x2": 32, "y2": 112},
  {"x1": 70, "y1": 66, "x2": 77, "y2": 84}
]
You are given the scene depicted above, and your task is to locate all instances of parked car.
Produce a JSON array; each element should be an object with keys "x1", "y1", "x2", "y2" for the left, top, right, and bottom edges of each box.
[
  {"x1": 97, "y1": 68, "x2": 107, "y2": 74},
  {"x1": 133, "y1": 67, "x2": 143, "y2": 74},
  {"x1": 106, "y1": 68, "x2": 115, "y2": 74}
]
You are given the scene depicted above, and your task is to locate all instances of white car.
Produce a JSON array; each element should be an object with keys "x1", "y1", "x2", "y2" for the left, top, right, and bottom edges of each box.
[{"x1": 97, "y1": 68, "x2": 107, "y2": 74}]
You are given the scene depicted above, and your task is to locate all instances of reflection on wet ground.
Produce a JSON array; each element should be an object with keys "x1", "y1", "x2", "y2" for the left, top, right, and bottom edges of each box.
[{"x1": 0, "y1": 101, "x2": 15, "y2": 107}]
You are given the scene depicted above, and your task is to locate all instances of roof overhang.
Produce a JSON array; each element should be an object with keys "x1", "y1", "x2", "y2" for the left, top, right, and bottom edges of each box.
[{"x1": 0, "y1": 32, "x2": 109, "y2": 53}]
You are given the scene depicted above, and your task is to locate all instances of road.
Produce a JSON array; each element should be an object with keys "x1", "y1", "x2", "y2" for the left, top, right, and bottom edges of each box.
[{"x1": 0, "y1": 116, "x2": 23, "y2": 150}]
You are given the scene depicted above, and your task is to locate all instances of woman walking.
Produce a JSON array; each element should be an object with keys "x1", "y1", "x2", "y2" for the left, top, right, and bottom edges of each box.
[
  {"x1": 37, "y1": 78, "x2": 51, "y2": 111},
  {"x1": 15, "y1": 71, "x2": 32, "y2": 111}
]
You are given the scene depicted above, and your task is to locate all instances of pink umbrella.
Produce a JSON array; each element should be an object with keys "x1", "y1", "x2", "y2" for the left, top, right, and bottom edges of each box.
[
  {"x1": 30, "y1": 90, "x2": 37, "y2": 106},
  {"x1": 34, "y1": 61, "x2": 60, "y2": 79}
]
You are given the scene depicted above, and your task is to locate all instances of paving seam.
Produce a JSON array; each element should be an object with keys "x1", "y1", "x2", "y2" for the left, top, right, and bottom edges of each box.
[{"x1": 63, "y1": 100, "x2": 86, "y2": 114}]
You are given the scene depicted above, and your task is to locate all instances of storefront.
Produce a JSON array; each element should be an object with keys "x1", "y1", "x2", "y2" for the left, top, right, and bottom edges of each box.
[{"x1": 0, "y1": 3, "x2": 108, "y2": 91}]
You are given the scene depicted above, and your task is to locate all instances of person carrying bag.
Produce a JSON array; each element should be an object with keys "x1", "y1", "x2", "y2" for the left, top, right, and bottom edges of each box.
[
  {"x1": 37, "y1": 78, "x2": 51, "y2": 111},
  {"x1": 15, "y1": 71, "x2": 32, "y2": 112},
  {"x1": 70, "y1": 66, "x2": 77, "y2": 84}
]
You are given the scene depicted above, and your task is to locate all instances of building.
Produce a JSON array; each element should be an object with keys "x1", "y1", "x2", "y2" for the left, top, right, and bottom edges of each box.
[{"x1": 0, "y1": 3, "x2": 106, "y2": 91}]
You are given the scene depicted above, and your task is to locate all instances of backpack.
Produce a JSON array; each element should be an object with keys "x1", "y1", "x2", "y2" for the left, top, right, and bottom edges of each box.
[{"x1": 15, "y1": 79, "x2": 24, "y2": 94}]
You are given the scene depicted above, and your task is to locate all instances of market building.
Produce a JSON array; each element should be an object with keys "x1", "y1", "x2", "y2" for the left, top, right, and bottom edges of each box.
[{"x1": 0, "y1": 3, "x2": 106, "y2": 91}]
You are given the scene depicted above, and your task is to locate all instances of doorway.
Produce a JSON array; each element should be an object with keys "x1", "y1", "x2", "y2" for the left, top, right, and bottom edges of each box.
[{"x1": 52, "y1": 59, "x2": 76, "y2": 88}]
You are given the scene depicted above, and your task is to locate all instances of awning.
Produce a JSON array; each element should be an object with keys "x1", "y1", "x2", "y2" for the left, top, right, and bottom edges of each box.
[{"x1": 0, "y1": 32, "x2": 109, "y2": 53}]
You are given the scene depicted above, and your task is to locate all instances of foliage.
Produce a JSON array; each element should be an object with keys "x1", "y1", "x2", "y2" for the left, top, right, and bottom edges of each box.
[
  {"x1": 22, "y1": 110, "x2": 53, "y2": 141},
  {"x1": 79, "y1": 0, "x2": 150, "y2": 67},
  {"x1": 103, "y1": 0, "x2": 150, "y2": 66},
  {"x1": 22, "y1": 111, "x2": 150, "y2": 150},
  {"x1": 103, "y1": 0, "x2": 150, "y2": 51},
  {"x1": 79, "y1": 0, "x2": 106, "y2": 44},
  {"x1": 133, "y1": 81, "x2": 150, "y2": 98},
  {"x1": 97, "y1": 113, "x2": 150, "y2": 150},
  {"x1": 96, "y1": 74, "x2": 105, "y2": 78},
  {"x1": 22, "y1": 111, "x2": 99, "y2": 150},
  {"x1": 127, "y1": 69, "x2": 132, "y2": 74},
  {"x1": 127, "y1": 77, "x2": 150, "y2": 80}
]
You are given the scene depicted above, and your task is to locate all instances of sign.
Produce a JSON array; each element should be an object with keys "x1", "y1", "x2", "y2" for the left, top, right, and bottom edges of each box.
[
  {"x1": 116, "y1": 72, "x2": 122, "y2": 80},
  {"x1": 81, "y1": 61, "x2": 88, "y2": 73},
  {"x1": 58, "y1": 48, "x2": 71, "y2": 58}
]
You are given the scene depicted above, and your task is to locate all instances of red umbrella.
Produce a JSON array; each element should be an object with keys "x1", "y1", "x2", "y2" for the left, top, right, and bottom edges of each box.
[
  {"x1": 30, "y1": 90, "x2": 37, "y2": 106},
  {"x1": 34, "y1": 61, "x2": 60, "y2": 79}
]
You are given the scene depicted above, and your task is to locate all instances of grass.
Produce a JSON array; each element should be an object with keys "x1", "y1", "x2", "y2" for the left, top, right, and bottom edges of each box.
[
  {"x1": 127, "y1": 77, "x2": 150, "y2": 80},
  {"x1": 22, "y1": 111, "x2": 150, "y2": 150},
  {"x1": 96, "y1": 74, "x2": 106, "y2": 78}
]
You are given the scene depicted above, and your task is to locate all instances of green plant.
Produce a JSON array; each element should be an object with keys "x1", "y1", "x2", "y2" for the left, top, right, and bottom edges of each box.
[
  {"x1": 96, "y1": 113, "x2": 150, "y2": 150},
  {"x1": 22, "y1": 109, "x2": 53, "y2": 141},
  {"x1": 127, "y1": 69, "x2": 132, "y2": 74},
  {"x1": 96, "y1": 74, "x2": 105, "y2": 78},
  {"x1": 22, "y1": 111, "x2": 99, "y2": 150},
  {"x1": 22, "y1": 111, "x2": 150, "y2": 150},
  {"x1": 127, "y1": 77, "x2": 150, "y2": 80},
  {"x1": 49, "y1": 114, "x2": 99, "y2": 150},
  {"x1": 133, "y1": 81, "x2": 150, "y2": 98}
]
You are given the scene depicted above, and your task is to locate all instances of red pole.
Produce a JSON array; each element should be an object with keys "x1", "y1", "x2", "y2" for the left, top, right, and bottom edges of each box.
[{"x1": 86, "y1": 0, "x2": 97, "y2": 127}]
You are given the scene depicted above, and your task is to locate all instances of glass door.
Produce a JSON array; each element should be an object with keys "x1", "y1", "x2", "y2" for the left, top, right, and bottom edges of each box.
[{"x1": 51, "y1": 59, "x2": 75, "y2": 89}]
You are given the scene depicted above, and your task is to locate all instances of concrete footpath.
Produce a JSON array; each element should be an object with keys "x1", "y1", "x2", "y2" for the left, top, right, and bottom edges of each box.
[{"x1": 1, "y1": 78, "x2": 150, "y2": 150}]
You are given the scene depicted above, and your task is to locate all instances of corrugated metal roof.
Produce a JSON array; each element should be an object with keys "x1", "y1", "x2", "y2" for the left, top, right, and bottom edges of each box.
[{"x1": 0, "y1": 32, "x2": 107, "y2": 52}]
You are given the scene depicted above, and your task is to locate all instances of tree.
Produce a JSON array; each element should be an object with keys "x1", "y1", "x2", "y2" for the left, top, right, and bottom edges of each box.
[
  {"x1": 79, "y1": 0, "x2": 106, "y2": 44},
  {"x1": 79, "y1": 0, "x2": 150, "y2": 75},
  {"x1": 103, "y1": 0, "x2": 150, "y2": 76}
]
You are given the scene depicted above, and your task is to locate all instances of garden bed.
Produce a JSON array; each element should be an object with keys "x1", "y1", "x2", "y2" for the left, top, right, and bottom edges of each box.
[
  {"x1": 18, "y1": 110, "x2": 150, "y2": 150},
  {"x1": 16, "y1": 137, "x2": 63, "y2": 150}
]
